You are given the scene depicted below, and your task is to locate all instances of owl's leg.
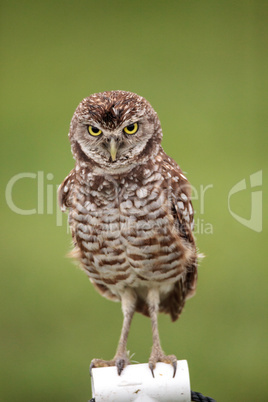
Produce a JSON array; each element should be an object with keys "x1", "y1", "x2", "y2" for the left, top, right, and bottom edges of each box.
[
  {"x1": 147, "y1": 288, "x2": 177, "y2": 378},
  {"x1": 113, "y1": 288, "x2": 137, "y2": 374},
  {"x1": 90, "y1": 288, "x2": 136, "y2": 375}
]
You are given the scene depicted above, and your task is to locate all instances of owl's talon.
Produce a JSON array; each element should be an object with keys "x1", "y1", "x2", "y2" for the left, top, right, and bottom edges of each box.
[
  {"x1": 90, "y1": 355, "x2": 129, "y2": 376},
  {"x1": 148, "y1": 352, "x2": 177, "y2": 378},
  {"x1": 116, "y1": 358, "x2": 127, "y2": 375},
  {"x1": 172, "y1": 360, "x2": 177, "y2": 378},
  {"x1": 149, "y1": 362, "x2": 155, "y2": 378}
]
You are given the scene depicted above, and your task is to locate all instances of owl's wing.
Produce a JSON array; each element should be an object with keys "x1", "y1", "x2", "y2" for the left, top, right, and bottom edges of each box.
[
  {"x1": 170, "y1": 171, "x2": 195, "y2": 244},
  {"x1": 160, "y1": 157, "x2": 198, "y2": 321},
  {"x1": 58, "y1": 169, "x2": 76, "y2": 212}
]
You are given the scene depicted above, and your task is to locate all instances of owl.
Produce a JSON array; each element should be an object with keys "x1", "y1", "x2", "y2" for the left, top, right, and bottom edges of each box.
[{"x1": 58, "y1": 90, "x2": 198, "y2": 377}]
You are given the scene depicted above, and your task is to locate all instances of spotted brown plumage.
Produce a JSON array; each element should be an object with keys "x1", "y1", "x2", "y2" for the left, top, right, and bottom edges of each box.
[{"x1": 58, "y1": 90, "x2": 198, "y2": 376}]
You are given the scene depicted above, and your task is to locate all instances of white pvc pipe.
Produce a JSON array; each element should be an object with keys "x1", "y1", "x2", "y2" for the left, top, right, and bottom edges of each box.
[{"x1": 91, "y1": 360, "x2": 191, "y2": 402}]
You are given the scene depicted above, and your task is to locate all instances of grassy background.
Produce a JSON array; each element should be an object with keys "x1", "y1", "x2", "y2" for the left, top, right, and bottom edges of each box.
[{"x1": 1, "y1": 1, "x2": 267, "y2": 401}]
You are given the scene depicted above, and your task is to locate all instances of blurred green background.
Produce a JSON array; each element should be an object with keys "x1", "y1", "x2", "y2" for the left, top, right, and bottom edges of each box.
[{"x1": 1, "y1": 1, "x2": 267, "y2": 401}]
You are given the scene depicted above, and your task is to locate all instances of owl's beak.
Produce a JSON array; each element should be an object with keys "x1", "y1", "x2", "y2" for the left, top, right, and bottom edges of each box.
[{"x1": 109, "y1": 137, "x2": 118, "y2": 162}]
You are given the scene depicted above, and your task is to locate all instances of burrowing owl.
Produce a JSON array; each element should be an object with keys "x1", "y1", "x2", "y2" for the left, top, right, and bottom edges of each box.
[{"x1": 58, "y1": 90, "x2": 198, "y2": 377}]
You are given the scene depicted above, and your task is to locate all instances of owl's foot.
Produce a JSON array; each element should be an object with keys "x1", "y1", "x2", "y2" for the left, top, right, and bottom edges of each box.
[
  {"x1": 90, "y1": 354, "x2": 129, "y2": 376},
  {"x1": 148, "y1": 350, "x2": 177, "y2": 378},
  {"x1": 90, "y1": 358, "x2": 115, "y2": 375}
]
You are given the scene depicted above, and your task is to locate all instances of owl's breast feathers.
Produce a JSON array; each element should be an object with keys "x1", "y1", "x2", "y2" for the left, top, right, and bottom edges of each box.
[{"x1": 58, "y1": 151, "x2": 197, "y2": 321}]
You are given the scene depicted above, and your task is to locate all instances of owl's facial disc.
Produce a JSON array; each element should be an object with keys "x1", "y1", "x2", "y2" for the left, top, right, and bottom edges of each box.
[
  {"x1": 76, "y1": 118, "x2": 155, "y2": 171},
  {"x1": 70, "y1": 91, "x2": 163, "y2": 172}
]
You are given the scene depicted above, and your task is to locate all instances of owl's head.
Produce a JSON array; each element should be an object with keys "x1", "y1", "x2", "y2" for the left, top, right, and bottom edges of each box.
[{"x1": 68, "y1": 91, "x2": 163, "y2": 173}]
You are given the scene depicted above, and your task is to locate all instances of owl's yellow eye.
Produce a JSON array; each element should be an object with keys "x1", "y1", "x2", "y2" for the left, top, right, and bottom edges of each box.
[
  {"x1": 123, "y1": 122, "x2": 139, "y2": 135},
  {"x1": 88, "y1": 125, "x2": 102, "y2": 136}
]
